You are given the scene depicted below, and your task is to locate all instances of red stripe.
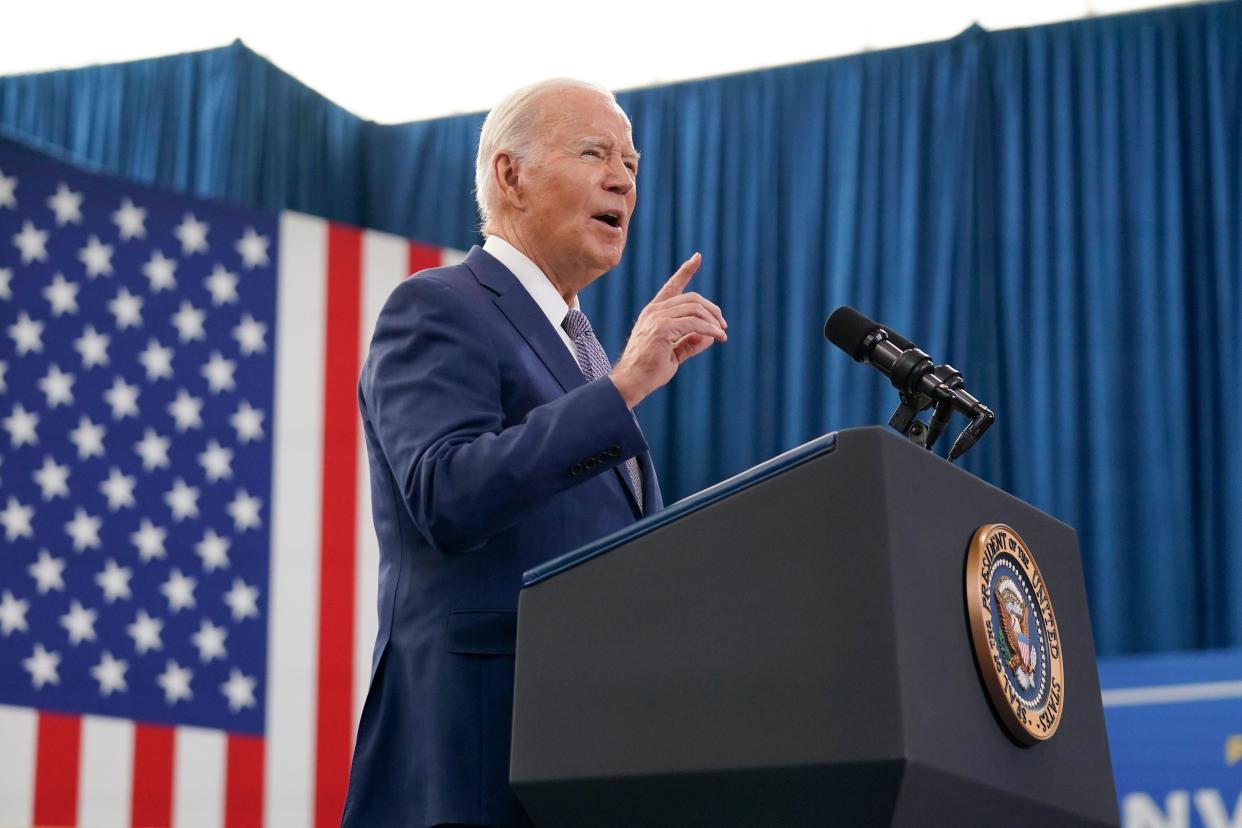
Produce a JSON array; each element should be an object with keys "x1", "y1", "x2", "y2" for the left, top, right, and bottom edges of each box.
[
  {"x1": 408, "y1": 242, "x2": 443, "y2": 278},
  {"x1": 314, "y1": 224, "x2": 363, "y2": 828},
  {"x1": 225, "y1": 734, "x2": 265, "y2": 828},
  {"x1": 130, "y1": 723, "x2": 174, "y2": 827},
  {"x1": 34, "y1": 712, "x2": 80, "y2": 826}
]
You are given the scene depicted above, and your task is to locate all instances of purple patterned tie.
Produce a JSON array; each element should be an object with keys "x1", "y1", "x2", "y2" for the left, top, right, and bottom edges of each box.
[{"x1": 562, "y1": 308, "x2": 644, "y2": 510}]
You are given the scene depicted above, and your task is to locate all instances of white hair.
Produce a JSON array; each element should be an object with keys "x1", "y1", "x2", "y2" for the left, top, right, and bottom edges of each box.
[{"x1": 474, "y1": 78, "x2": 625, "y2": 229}]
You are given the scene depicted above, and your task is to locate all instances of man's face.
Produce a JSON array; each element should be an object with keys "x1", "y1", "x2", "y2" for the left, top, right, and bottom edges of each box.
[{"x1": 517, "y1": 89, "x2": 639, "y2": 282}]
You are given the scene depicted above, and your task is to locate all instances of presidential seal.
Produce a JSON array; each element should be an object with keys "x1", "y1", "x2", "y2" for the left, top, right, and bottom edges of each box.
[{"x1": 965, "y1": 523, "x2": 1065, "y2": 744}]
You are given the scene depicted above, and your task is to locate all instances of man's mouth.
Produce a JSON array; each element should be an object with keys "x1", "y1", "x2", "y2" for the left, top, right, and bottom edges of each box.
[{"x1": 592, "y1": 211, "x2": 622, "y2": 229}]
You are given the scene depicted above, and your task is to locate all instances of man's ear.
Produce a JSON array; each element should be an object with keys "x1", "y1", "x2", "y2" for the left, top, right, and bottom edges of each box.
[{"x1": 493, "y1": 151, "x2": 526, "y2": 212}]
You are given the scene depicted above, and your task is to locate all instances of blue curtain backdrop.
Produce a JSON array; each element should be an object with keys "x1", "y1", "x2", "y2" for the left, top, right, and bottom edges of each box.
[{"x1": 2, "y1": 2, "x2": 1239, "y2": 655}]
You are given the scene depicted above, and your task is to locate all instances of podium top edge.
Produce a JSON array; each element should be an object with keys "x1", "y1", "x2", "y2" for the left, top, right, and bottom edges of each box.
[{"x1": 522, "y1": 430, "x2": 840, "y2": 588}]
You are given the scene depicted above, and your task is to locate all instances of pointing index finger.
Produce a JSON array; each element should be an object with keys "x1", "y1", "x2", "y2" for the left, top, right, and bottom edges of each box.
[{"x1": 653, "y1": 252, "x2": 701, "y2": 301}]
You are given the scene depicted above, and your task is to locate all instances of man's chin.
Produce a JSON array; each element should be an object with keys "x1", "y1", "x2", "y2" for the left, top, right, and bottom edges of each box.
[{"x1": 598, "y1": 240, "x2": 626, "y2": 270}]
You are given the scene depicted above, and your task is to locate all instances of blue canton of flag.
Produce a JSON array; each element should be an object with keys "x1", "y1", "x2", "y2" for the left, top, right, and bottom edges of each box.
[{"x1": 0, "y1": 138, "x2": 275, "y2": 735}]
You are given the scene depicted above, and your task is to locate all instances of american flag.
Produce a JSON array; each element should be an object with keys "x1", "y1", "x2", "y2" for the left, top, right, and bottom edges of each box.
[{"x1": 0, "y1": 137, "x2": 461, "y2": 827}]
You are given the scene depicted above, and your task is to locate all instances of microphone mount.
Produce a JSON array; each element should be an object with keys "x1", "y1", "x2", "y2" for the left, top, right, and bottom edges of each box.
[
  {"x1": 826, "y1": 309, "x2": 995, "y2": 461},
  {"x1": 885, "y1": 356, "x2": 994, "y2": 461}
]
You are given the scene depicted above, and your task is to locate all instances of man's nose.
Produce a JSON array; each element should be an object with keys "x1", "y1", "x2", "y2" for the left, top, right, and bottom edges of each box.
[{"x1": 603, "y1": 156, "x2": 634, "y2": 195}]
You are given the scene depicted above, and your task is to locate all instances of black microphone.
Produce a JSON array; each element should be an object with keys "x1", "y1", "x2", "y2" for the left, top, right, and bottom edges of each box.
[
  {"x1": 824, "y1": 306, "x2": 994, "y2": 460},
  {"x1": 824, "y1": 306, "x2": 932, "y2": 394}
]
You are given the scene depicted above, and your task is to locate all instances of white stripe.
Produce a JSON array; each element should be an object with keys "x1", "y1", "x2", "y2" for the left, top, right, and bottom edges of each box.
[
  {"x1": 78, "y1": 716, "x2": 132, "y2": 828},
  {"x1": 1101, "y1": 679, "x2": 1242, "y2": 707},
  {"x1": 353, "y1": 230, "x2": 412, "y2": 733},
  {"x1": 172, "y1": 727, "x2": 225, "y2": 828},
  {"x1": 439, "y1": 246, "x2": 467, "y2": 266},
  {"x1": 266, "y1": 211, "x2": 328, "y2": 827},
  {"x1": 0, "y1": 705, "x2": 36, "y2": 827}
]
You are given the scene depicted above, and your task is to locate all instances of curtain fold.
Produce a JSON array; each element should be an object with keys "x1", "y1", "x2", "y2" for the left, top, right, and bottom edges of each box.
[{"x1": 2, "y1": 2, "x2": 1239, "y2": 654}]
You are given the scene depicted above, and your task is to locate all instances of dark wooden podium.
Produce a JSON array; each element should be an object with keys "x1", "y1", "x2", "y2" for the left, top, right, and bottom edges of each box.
[{"x1": 510, "y1": 426, "x2": 1119, "y2": 827}]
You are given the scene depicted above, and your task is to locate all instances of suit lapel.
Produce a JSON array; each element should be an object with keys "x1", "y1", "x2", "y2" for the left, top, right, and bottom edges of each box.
[{"x1": 464, "y1": 246, "x2": 586, "y2": 395}]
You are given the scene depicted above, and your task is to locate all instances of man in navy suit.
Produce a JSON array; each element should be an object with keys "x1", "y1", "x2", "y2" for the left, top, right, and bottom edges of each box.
[{"x1": 340, "y1": 79, "x2": 728, "y2": 828}]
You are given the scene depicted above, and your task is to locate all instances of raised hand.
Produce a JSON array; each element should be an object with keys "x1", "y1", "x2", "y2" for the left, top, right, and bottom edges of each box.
[{"x1": 610, "y1": 252, "x2": 727, "y2": 409}]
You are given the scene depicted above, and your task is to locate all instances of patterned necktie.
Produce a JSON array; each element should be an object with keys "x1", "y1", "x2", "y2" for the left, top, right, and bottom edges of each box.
[{"x1": 562, "y1": 308, "x2": 644, "y2": 511}]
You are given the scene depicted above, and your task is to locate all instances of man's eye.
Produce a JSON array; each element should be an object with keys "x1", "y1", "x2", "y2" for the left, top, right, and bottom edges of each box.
[
  {"x1": 625, "y1": 162, "x2": 637, "y2": 174},
  {"x1": 582, "y1": 149, "x2": 602, "y2": 159}
]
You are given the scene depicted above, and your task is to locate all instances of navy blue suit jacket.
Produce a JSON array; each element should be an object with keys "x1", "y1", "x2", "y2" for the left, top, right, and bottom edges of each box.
[{"x1": 341, "y1": 247, "x2": 662, "y2": 827}]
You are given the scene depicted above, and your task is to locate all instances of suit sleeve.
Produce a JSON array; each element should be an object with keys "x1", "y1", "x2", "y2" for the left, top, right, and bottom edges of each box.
[{"x1": 359, "y1": 274, "x2": 647, "y2": 555}]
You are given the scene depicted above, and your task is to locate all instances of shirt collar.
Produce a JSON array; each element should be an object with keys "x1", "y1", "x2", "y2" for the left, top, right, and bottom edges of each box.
[{"x1": 483, "y1": 235, "x2": 579, "y2": 338}]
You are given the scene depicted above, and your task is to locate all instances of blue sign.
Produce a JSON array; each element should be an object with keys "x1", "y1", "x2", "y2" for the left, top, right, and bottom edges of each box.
[{"x1": 1099, "y1": 649, "x2": 1242, "y2": 827}]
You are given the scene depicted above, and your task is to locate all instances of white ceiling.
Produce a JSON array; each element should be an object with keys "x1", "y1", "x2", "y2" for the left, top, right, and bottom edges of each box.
[{"x1": 1, "y1": 0, "x2": 1196, "y2": 123}]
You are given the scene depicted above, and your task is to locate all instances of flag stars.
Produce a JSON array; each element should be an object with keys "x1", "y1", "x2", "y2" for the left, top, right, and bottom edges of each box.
[
  {"x1": 9, "y1": 311, "x2": 44, "y2": 355},
  {"x1": 28, "y1": 550, "x2": 66, "y2": 594},
  {"x1": 157, "y1": 660, "x2": 193, "y2": 704},
  {"x1": 0, "y1": 590, "x2": 29, "y2": 636},
  {"x1": 109, "y1": 287, "x2": 143, "y2": 328},
  {"x1": 104, "y1": 376, "x2": 140, "y2": 419},
  {"x1": 160, "y1": 568, "x2": 197, "y2": 613},
  {"x1": 131, "y1": 518, "x2": 168, "y2": 562},
  {"x1": 196, "y1": 528, "x2": 231, "y2": 571},
  {"x1": 0, "y1": 267, "x2": 11, "y2": 299},
  {"x1": 69, "y1": 416, "x2": 106, "y2": 459},
  {"x1": 205, "y1": 264, "x2": 239, "y2": 305},
  {"x1": 91, "y1": 651, "x2": 128, "y2": 696},
  {"x1": 112, "y1": 197, "x2": 147, "y2": 240},
  {"x1": 199, "y1": 440, "x2": 233, "y2": 482},
  {"x1": 191, "y1": 619, "x2": 228, "y2": 663},
  {"x1": 1, "y1": 497, "x2": 34, "y2": 541},
  {"x1": 135, "y1": 428, "x2": 171, "y2": 471},
  {"x1": 13, "y1": 220, "x2": 49, "y2": 264},
  {"x1": 46, "y1": 182, "x2": 84, "y2": 225},
  {"x1": 78, "y1": 234, "x2": 114, "y2": 278},
  {"x1": 127, "y1": 610, "x2": 164, "y2": 654},
  {"x1": 172, "y1": 301, "x2": 206, "y2": 342},
  {"x1": 4, "y1": 403, "x2": 39, "y2": 447},
  {"x1": 223, "y1": 578, "x2": 260, "y2": 621},
  {"x1": 138, "y1": 338, "x2": 174, "y2": 381},
  {"x1": 33, "y1": 455, "x2": 70, "y2": 500},
  {"x1": 60, "y1": 599, "x2": 98, "y2": 645},
  {"x1": 23, "y1": 643, "x2": 60, "y2": 689},
  {"x1": 75, "y1": 325, "x2": 111, "y2": 369},
  {"x1": 65, "y1": 507, "x2": 102, "y2": 551},
  {"x1": 231, "y1": 401, "x2": 265, "y2": 443},
  {"x1": 233, "y1": 314, "x2": 267, "y2": 355},
  {"x1": 228, "y1": 490, "x2": 263, "y2": 532},
  {"x1": 168, "y1": 389, "x2": 204, "y2": 431},
  {"x1": 96, "y1": 559, "x2": 133, "y2": 603},
  {"x1": 202, "y1": 352, "x2": 237, "y2": 393},
  {"x1": 43, "y1": 273, "x2": 80, "y2": 316},
  {"x1": 100, "y1": 467, "x2": 137, "y2": 511},
  {"x1": 165, "y1": 478, "x2": 200, "y2": 522},
  {"x1": 38, "y1": 363, "x2": 75, "y2": 407},
  {"x1": 0, "y1": 169, "x2": 16, "y2": 208},
  {"x1": 221, "y1": 669, "x2": 257, "y2": 712},
  {"x1": 235, "y1": 227, "x2": 270, "y2": 269},
  {"x1": 142, "y1": 250, "x2": 178, "y2": 292},
  {"x1": 174, "y1": 213, "x2": 209, "y2": 255}
]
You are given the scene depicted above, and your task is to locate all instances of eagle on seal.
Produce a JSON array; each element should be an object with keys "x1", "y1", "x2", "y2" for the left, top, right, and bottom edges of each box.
[{"x1": 995, "y1": 578, "x2": 1036, "y2": 685}]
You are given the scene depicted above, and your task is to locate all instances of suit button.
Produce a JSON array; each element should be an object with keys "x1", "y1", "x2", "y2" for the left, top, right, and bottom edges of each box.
[
  {"x1": 569, "y1": 463, "x2": 584, "y2": 476},
  {"x1": 583, "y1": 457, "x2": 598, "y2": 471},
  {"x1": 606, "y1": 444, "x2": 622, "y2": 458},
  {"x1": 595, "y1": 452, "x2": 609, "y2": 464}
]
